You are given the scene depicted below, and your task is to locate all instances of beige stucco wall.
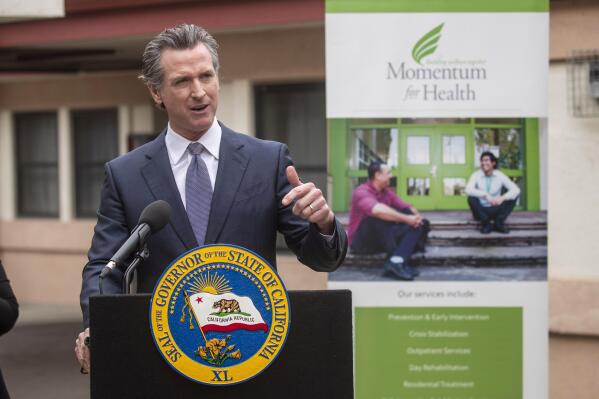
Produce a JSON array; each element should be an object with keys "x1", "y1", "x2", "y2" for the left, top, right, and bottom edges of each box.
[
  {"x1": 0, "y1": 72, "x2": 150, "y2": 111},
  {"x1": 217, "y1": 26, "x2": 324, "y2": 83},
  {"x1": 551, "y1": 0, "x2": 599, "y2": 61},
  {"x1": 550, "y1": 333, "x2": 599, "y2": 399},
  {"x1": 547, "y1": 62, "x2": 599, "y2": 279},
  {"x1": 0, "y1": 218, "x2": 322, "y2": 317},
  {"x1": 0, "y1": 220, "x2": 92, "y2": 305},
  {"x1": 218, "y1": 79, "x2": 255, "y2": 135},
  {"x1": 547, "y1": 58, "x2": 599, "y2": 398}
]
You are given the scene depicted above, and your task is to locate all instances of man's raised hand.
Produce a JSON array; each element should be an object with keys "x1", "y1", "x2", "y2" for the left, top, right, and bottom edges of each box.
[{"x1": 282, "y1": 166, "x2": 335, "y2": 235}]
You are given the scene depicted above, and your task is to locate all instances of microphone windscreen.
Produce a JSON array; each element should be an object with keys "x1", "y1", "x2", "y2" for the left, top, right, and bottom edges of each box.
[{"x1": 138, "y1": 200, "x2": 171, "y2": 233}]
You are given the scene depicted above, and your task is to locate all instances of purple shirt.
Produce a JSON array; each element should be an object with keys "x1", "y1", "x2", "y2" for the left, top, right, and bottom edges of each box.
[{"x1": 347, "y1": 182, "x2": 412, "y2": 246}]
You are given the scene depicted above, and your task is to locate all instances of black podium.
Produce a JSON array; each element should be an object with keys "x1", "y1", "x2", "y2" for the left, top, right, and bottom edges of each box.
[{"x1": 90, "y1": 290, "x2": 353, "y2": 398}]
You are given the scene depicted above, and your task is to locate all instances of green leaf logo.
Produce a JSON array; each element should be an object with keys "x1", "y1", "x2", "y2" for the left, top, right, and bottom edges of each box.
[{"x1": 412, "y1": 23, "x2": 444, "y2": 65}]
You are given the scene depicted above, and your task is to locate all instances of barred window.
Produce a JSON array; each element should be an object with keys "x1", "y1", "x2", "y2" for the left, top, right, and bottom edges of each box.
[{"x1": 15, "y1": 112, "x2": 59, "y2": 217}]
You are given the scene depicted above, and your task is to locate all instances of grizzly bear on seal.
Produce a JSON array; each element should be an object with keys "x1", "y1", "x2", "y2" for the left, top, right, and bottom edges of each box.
[{"x1": 213, "y1": 299, "x2": 241, "y2": 313}]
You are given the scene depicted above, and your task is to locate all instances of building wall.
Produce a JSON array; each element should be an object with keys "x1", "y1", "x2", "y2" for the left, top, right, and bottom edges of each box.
[
  {"x1": 0, "y1": 73, "x2": 143, "y2": 305},
  {"x1": 550, "y1": 333, "x2": 599, "y2": 399},
  {"x1": 0, "y1": 74, "x2": 253, "y2": 305},
  {"x1": 548, "y1": 4, "x2": 599, "y2": 395},
  {"x1": 548, "y1": 62, "x2": 599, "y2": 279},
  {"x1": 550, "y1": 0, "x2": 599, "y2": 60},
  {"x1": 0, "y1": 220, "x2": 91, "y2": 305},
  {"x1": 217, "y1": 26, "x2": 324, "y2": 82},
  {"x1": 547, "y1": 51, "x2": 599, "y2": 399}
]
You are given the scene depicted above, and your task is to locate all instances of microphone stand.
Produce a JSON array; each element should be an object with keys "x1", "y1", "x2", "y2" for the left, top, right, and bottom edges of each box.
[{"x1": 123, "y1": 245, "x2": 149, "y2": 294}]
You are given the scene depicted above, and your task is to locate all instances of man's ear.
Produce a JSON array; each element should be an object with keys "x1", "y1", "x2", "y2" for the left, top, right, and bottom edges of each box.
[{"x1": 148, "y1": 85, "x2": 162, "y2": 107}]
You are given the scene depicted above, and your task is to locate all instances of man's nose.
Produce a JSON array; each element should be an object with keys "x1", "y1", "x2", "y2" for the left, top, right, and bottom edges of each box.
[{"x1": 191, "y1": 79, "x2": 205, "y2": 98}]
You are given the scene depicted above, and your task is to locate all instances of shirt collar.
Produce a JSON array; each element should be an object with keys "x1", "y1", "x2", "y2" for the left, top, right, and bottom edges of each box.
[{"x1": 165, "y1": 118, "x2": 222, "y2": 165}]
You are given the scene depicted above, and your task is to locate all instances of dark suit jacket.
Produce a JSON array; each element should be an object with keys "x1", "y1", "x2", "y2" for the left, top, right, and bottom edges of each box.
[
  {"x1": 0, "y1": 261, "x2": 18, "y2": 399},
  {"x1": 80, "y1": 123, "x2": 347, "y2": 326}
]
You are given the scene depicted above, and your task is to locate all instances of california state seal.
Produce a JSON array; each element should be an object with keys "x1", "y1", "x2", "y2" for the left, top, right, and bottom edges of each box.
[{"x1": 149, "y1": 245, "x2": 291, "y2": 385}]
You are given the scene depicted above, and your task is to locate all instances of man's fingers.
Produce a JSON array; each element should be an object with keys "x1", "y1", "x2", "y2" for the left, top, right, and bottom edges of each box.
[
  {"x1": 281, "y1": 166, "x2": 304, "y2": 206},
  {"x1": 281, "y1": 169, "x2": 335, "y2": 233},
  {"x1": 409, "y1": 216, "x2": 420, "y2": 228},
  {"x1": 307, "y1": 203, "x2": 332, "y2": 225},
  {"x1": 293, "y1": 188, "x2": 322, "y2": 216},
  {"x1": 75, "y1": 329, "x2": 91, "y2": 374},
  {"x1": 282, "y1": 182, "x2": 315, "y2": 206},
  {"x1": 299, "y1": 196, "x2": 326, "y2": 218},
  {"x1": 75, "y1": 342, "x2": 90, "y2": 371},
  {"x1": 286, "y1": 166, "x2": 302, "y2": 188}
]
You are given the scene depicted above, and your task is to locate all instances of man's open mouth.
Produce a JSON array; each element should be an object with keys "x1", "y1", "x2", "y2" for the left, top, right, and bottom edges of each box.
[{"x1": 190, "y1": 104, "x2": 209, "y2": 112}]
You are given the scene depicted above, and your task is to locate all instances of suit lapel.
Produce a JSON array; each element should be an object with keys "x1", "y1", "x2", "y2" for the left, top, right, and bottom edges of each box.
[
  {"x1": 205, "y1": 126, "x2": 249, "y2": 243},
  {"x1": 141, "y1": 132, "x2": 197, "y2": 249}
]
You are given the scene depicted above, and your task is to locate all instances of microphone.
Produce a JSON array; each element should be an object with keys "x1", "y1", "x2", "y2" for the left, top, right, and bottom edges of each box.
[{"x1": 99, "y1": 200, "x2": 171, "y2": 279}]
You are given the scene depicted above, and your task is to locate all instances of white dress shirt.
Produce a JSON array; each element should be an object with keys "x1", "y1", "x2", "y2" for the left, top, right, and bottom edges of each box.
[
  {"x1": 465, "y1": 169, "x2": 521, "y2": 207},
  {"x1": 165, "y1": 119, "x2": 221, "y2": 209}
]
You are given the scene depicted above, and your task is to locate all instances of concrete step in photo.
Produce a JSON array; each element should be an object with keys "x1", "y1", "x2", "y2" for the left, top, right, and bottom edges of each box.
[
  {"x1": 340, "y1": 211, "x2": 547, "y2": 268},
  {"x1": 428, "y1": 219, "x2": 547, "y2": 231},
  {"x1": 343, "y1": 252, "x2": 387, "y2": 266},
  {"x1": 343, "y1": 245, "x2": 547, "y2": 267},
  {"x1": 417, "y1": 212, "x2": 547, "y2": 231},
  {"x1": 428, "y1": 229, "x2": 547, "y2": 247},
  {"x1": 337, "y1": 211, "x2": 547, "y2": 231},
  {"x1": 411, "y1": 245, "x2": 547, "y2": 267}
]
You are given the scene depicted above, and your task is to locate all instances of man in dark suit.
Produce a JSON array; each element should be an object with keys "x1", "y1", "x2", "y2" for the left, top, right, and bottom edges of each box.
[{"x1": 75, "y1": 24, "x2": 347, "y2": 372}]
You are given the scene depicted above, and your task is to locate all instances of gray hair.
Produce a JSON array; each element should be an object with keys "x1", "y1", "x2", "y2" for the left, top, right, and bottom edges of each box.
[{"x1": 139, "y1": 23, "x2": 220, "y2": 90}]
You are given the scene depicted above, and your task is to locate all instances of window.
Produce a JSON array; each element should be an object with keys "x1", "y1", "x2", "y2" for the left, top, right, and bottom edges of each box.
[
  {"x1": 15, "y1": 112, "x2": 59, "y2": 217},
  {"x1": 474, "y1": 127, "x2": 522, "y2": 169},
  {"x1": 442, "y1": 136, "x2": 466, "y2": 164},
  {"x1": 406, "y1": 136, "x2": 430, "y2": 164},
  {"x1": 72, "y1": 109, "x2": 119, "y2": 217},
  {"x1": 255, "y1": 82, "x2": 326, "y2": 249},
  {"x1": 350, "y1": 128, "x2": 398, "y2": 169},
  {"x1": 407, "y1": 177, "x2": 430, "y2": 196},
  {"x1": 443, "y1": 178, "x2": 467, "y2": 196},
  {"x1": 255, "y1": 82, "x2": 327, "y2": 191}
]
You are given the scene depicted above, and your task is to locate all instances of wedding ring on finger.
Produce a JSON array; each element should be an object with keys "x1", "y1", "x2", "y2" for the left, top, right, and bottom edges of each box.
[{"x1": 309, "y1": 203, "x2": 315, "y2": 212}]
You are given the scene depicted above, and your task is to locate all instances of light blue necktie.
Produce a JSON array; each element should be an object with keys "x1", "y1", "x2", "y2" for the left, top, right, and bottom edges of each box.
[{"x1": 185, "y1": 142, "x2": 213, "y2": 246}]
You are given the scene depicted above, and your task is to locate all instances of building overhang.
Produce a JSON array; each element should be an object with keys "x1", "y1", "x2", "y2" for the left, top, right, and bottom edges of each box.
[{"x1": 0, "y1": 0, "x2": 324, "y2": 74}]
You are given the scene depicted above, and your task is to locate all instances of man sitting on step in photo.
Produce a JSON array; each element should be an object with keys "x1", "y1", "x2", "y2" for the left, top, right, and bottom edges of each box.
[
  {"x1": 465, "y1": 151, "x2": 520, "y2": 234},
  {"x1": 347, "y1": 161, "x2": 429, "y2": 281}
]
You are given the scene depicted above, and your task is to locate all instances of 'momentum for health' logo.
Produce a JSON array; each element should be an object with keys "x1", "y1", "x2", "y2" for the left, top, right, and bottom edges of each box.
[
  {"x1": 149, "y1": 245, "x2": 290, "y2": 386},
  {"x1": 387, "y1": 22, "x2": 488, "y2": 102}
]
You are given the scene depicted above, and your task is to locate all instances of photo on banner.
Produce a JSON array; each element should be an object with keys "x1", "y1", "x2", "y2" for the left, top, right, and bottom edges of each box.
[{"x1": 325, "y1": 1, "x2": 549, "y2": 398}]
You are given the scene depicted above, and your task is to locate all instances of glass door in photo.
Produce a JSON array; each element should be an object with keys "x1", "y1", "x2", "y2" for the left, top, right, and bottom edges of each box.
[{"x1": 400, "y1": 126, "x2": 473, "y2": 210}]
